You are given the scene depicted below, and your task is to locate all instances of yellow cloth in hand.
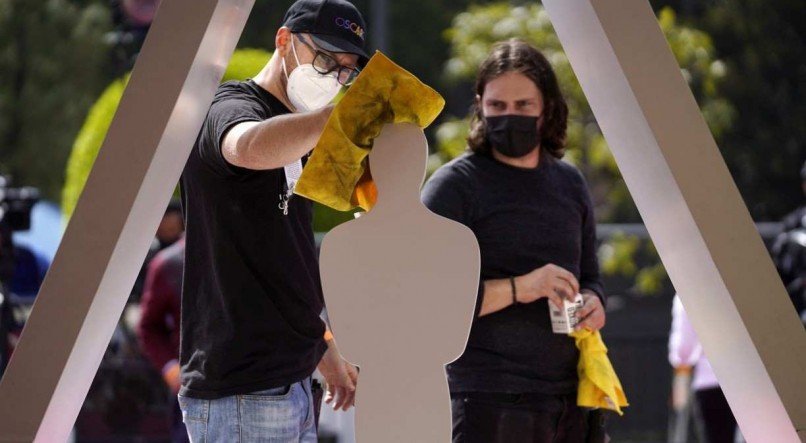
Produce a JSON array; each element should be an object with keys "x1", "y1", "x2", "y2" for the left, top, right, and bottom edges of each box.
[
  {"x1": 570, "y1": 328, "x2": 629, "y2": 415},
  {"x1": 294, "y1": 51, "x2": 445, "y2": 211}
]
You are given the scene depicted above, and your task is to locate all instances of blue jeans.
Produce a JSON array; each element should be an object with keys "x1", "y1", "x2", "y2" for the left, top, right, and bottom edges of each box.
[{"x1": 177, "y1": 378, "x2": 317, "y2": 442}]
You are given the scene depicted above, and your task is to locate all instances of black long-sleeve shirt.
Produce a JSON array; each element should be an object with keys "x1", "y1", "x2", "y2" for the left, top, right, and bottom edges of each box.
[{"x1": 421, "y1": 151, "x2": 604, "y2": 395}]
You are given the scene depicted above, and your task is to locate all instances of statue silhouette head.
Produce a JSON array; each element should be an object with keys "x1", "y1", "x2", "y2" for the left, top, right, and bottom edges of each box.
[{"x1": 368, "y1": 123, "x2": 429, "y2": 206}]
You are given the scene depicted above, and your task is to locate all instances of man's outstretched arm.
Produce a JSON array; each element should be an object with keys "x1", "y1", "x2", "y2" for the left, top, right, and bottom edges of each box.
[{"x1": 222, "y1": 105, "x2": 332, "y2": 170}]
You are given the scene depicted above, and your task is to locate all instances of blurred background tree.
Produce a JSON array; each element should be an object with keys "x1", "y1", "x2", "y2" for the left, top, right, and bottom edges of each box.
[{"x1": 0, "y1": 0, "x2": 111, "y2": 200}]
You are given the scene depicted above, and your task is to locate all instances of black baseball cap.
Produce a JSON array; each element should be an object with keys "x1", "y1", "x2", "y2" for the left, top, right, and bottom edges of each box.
[{"x1": 282, "y1": 0, "x2": 369, "y2": 62}]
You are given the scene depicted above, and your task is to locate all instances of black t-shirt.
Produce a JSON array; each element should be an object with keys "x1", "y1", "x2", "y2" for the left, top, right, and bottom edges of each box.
[
  {"x1": 421, "y1": 151, "x2": 605, "y2": 396},
  {"x1": 179, "y1": 80, "x2": 327, "y2": 399}
]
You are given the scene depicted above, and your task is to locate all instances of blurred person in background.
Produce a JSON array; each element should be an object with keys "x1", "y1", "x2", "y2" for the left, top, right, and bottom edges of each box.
[
  {"x1": 772, "y1": 160, "x2": 806, "y2": 324},
  {"x1": 138, "y1": 235, "x2": 187, "y2": 443},
  {"x1": 129, "y1": 199, "x2": 184, "y2": 302},
  {"x1": 422, "y1": 39, "x2": 607, "y2": 443},
  {"x1": 669, "y1": 295, "x2": 740, "y2": 443}
]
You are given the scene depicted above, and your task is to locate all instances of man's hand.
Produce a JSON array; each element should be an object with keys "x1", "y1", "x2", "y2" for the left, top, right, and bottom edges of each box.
[
  {"x1": 162, "y1": 360, "x2": 182, "y2": 395},
  {"x1": 317, "y1": 338, "x2": 358, "y2": 411},
  {"x1": 575, "y1": 291, "x2": 606, "y2": 331},
  {"x1": 516, "y1": 263, "x2": 580, "y2": 308}
]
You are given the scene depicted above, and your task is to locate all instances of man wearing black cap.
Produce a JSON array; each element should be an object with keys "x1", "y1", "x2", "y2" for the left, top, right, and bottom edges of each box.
[{"x1": 178, "y1": 1, "x2": 368, "y2": 440}]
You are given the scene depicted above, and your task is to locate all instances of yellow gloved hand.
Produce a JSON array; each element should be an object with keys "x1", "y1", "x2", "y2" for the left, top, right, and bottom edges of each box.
[
  {"x1": 294, "y1": 51, "x2": 445, "y2": 211},
  {"x1": 570, "y1": 328, "x2": 629, "y2": 415}
]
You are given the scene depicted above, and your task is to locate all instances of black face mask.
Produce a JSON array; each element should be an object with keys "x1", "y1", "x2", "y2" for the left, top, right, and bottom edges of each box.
[{"x1": 484, "y1": 114, "x2": 541, "y2": 158}]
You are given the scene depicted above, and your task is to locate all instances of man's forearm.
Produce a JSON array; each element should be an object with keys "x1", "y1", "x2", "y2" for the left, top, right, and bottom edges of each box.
[
  {"x1": 479, "y1": 278, "x2": 516, "y2": 317},
  {"x1": 230, "y1": 105, "x2": 331, "y2": 170}
]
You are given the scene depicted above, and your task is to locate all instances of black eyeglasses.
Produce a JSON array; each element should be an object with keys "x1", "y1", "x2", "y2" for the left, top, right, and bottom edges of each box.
[{"x1": 295, "y1": 34, "x2": 361, "y2": 86}]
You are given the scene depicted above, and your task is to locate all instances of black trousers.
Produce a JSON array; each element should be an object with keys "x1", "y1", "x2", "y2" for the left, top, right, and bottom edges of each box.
[
  {"x1": 451, "y1": 392, "x2": 589, "y2": 443},
  {"x1": 171, "y1": 397, "x2": 190, "y2": 443},
  {"x1": 695, "y1": 387, "x2": 737, "y2": 443}
]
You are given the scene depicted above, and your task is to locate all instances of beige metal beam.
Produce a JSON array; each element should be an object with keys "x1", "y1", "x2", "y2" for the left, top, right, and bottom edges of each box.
[
  {"x1": 542, "y1": 0, "x2": 806, "y2": 441},
  {"x1": 0, "y1": 0, "x2": 253, "y2": 440}
]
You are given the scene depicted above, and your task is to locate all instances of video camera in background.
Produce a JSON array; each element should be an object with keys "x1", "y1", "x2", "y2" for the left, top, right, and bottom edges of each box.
[{"x1": 0, "y1": 175, "x2": 39, "y2": 232}]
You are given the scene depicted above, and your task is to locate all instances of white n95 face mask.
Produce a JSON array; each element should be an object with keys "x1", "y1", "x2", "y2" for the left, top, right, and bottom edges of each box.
[{"x1": 282, "y1": 36, "x2": 341, "y2": 112}]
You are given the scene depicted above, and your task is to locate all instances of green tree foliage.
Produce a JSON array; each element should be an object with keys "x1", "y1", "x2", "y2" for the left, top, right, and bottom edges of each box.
[
  {"x1": 599, "y1": 231, "x2": 670, "y2": 295},
  {"x1": 61, "y1": 49, "x2": 272, "y2": 219},
  {"x1": 0, "y1": 0, "x2": 111, "y2": 199}
]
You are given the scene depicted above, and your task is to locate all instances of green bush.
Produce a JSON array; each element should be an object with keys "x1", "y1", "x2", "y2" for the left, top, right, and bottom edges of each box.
[
  {"x1": 62, "y1": 49, "x2": 272, "y2": 219},
  {"x1": 1, "y1": 0, "x2": 111, "y2": 201},
  {"x1": 62, "y1": 47, "x2": 355, "y2": 233}
]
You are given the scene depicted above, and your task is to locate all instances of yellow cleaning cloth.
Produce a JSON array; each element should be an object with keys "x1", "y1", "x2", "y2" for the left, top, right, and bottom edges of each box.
[
  {"x1": 570, "y1": 329, "x2": 629, "y2": 415},
  {"x1": 294, "y1": 51, "x2": 445, "y2": 211}
]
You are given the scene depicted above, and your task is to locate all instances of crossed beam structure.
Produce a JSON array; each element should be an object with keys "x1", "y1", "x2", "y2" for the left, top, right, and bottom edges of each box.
[
  {"x1": 0, "y1": 0, "x2": 803, "y2": 441},
  {"x1": 0, "y1": 0, "x2": 254, "y2": 440},
  {"x1": 542, "y1": 1, "x2": 805, "y2": 441}
]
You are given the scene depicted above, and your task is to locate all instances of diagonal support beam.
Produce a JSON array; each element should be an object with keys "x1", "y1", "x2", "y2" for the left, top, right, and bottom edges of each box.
[
  {"x1": 542, "y1": 0, "x2": 806, "y2": 441},
  {"x1": 0, "y1": 0, "x2": 253, "y2": 440}
]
